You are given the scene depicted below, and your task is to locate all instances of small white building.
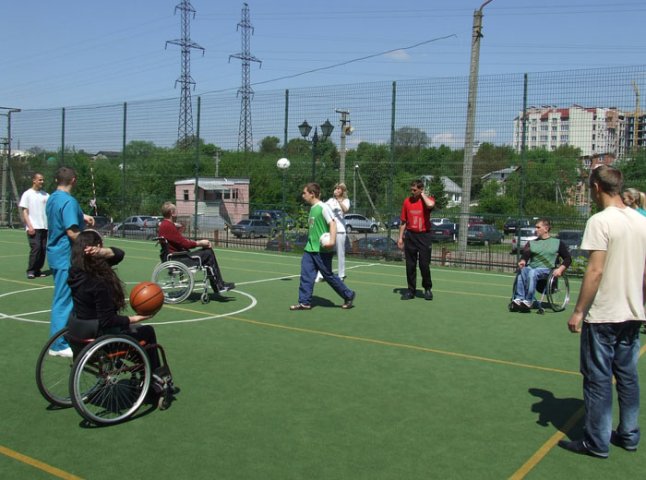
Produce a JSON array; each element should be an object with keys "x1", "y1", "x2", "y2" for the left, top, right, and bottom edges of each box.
[
  {"x1": 421, "y1": 175, "x2": 462, "y2": 207},
  {"x1": 481, "y1": 166, "x2": 520, "y2": 196}
]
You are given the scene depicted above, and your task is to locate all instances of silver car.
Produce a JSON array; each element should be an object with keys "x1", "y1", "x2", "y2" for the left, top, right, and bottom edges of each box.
[{"x1": 344, "y1": 214, "x2": 379, "y2": 233}]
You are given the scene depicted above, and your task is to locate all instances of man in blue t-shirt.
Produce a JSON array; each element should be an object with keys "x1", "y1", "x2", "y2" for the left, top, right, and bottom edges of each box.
[{"x1": 46, "y1": 167, "x2": 94, "y2": 356}]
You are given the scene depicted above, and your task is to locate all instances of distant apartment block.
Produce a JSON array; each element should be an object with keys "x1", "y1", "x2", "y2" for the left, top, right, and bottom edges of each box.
[
  {"x1": 512, "y1": 105, "x2": 627, "y2": 159},
  {"x1": 625, "y1": 113, "x2": 646, "y2": 150}
]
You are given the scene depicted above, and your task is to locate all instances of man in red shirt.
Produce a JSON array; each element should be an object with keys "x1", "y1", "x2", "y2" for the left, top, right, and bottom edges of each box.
[
  {"x1": 397, "y1": 179, "x2": 436, "y2": 300},
  {"x1": 158, "y1": 202, "x2": 234, "y2": 295}
]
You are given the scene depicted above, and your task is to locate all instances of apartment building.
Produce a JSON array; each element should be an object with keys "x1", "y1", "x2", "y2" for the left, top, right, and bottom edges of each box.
[{"x1": 512, "y1": 105, "x2": 627, "y2": 159}]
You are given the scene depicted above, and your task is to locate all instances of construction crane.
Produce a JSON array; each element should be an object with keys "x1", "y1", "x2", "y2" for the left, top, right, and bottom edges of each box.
[{"x1": 632, "y1": 80, "x2": 640, "y2": 151}]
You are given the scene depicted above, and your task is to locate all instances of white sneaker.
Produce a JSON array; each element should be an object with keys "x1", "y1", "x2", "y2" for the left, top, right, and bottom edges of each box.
[
  {"x1": 48, "y1": 347, "x2": 73, "y2": 358},
  {"x1": 522, "y1": 300, "x2": 533, "y2": 309},
  {"x1": 315, "y1": 274, "x2": 325, "y2": 283}
]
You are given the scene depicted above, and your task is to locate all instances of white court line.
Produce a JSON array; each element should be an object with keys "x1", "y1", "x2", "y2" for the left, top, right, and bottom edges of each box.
[
  {"x1": 147, "y1": 289, "x2": 257, "y2": 325},
  {"x1": 0, "y1": 263, "x2": 375, "y2": 326}
]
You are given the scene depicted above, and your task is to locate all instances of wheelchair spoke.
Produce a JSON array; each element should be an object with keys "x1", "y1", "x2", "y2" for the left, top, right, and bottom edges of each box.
[{"x1": 71, "y1": 336, "x2": 151, "y2": 425}]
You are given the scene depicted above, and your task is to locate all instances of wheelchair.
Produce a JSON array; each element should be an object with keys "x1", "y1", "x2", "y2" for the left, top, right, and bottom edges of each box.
[
  {"x1": 36, "y1": 327, "x2": 175, "y2": 425},
  {"x1": 151, "y1": 237, "x2": 213, "y2": 304},
  {"x1": 508, "y1": 267, "x2": 570, "y2": 314}
]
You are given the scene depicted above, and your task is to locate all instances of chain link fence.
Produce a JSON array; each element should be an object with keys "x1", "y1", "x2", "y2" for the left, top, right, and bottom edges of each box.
[{"x1": 3, "y1": 64, "x2": 645, "y2": 272}]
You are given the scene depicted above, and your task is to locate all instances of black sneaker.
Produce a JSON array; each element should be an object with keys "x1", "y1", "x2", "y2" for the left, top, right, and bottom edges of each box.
[
  {"x1": 558, "y1": 439, "x2": 607, "y2": 458},
  {"x1": 219, "y1": 282, "x2": 235, "y2": 292},
  {"x1": 610, "y1": 430, "x2": 638, "y2": 452},
  {"x1": 341, "y1": 291, "x2": 355, "y2": 309},
  {"x1": 424, "y1": 289, "x2": 433, "y2": 301},
  {"x1": 401, "y1": 290, "x2": 415, "y2": 300}
]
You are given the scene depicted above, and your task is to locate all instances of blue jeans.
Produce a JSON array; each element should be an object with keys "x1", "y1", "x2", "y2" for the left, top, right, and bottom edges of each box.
[
  {"x1": 514, "y1": 266, "x2": 551, "y2": 303},
  {"x1": 580, "y1": 321, "x2": 641, "y2": 455},
  {"x1": 298, "y1": 251, "x2": 354, "y2": 305}
]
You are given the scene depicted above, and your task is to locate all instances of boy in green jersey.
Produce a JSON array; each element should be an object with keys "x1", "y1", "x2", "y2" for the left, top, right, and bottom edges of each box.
[{"x1": 290, "y1": 183, "x2": 355, "y2": 311}]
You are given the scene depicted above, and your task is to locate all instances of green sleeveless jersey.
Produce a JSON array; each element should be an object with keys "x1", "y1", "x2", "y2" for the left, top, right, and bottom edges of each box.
[
  {"x1": 529, "y1": 237, "x2": 559, "y2": 268},
  {"x1": 305, "y1": 201, "x2": 334, "y2": 253}
]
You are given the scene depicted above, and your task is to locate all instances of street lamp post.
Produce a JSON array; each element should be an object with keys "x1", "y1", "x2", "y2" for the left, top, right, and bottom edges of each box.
[
  {"x1": 276, "y1": 157, "x2": 290, "y2": 251},
  {"x1": 335, "y1": 109, "x2": 352, "y2": 184},
  {"x1": 298, "y1": 119, "x2": 334, "y2": 182},
  {"x1": 1, "y1": 107, "x2": 21, "y2": 226}
]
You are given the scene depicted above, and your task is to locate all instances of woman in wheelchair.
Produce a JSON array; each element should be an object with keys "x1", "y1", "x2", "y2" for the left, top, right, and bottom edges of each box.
[
  {"x1": 158, "y1": 201, "x2": 234, "y2": 296},
  {"x1": 511, "y1": 218, "x2": 572, "y2": 312},
  {"x1": 66, "y1": 229, "x2": 160, "y2": 371}
]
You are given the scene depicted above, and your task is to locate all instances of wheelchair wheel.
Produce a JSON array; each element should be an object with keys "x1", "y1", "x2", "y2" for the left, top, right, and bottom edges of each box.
[
  {"x1": 70, "y1": 335, "x2": 151, "y2": 425},
  {"x1": 546, "y1": 273, "x2": 570, "y2": 312},
  {"x1": 152, "y1": 260, "x2": 194, "y2": 304},
  {"x1": 35, "y1": 328, "x2": 74, "y2": 407}
]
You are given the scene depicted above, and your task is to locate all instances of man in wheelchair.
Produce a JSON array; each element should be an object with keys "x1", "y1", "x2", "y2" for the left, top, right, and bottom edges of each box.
[
  {"x1": 158, "y1": 202, "x2": 234, "y2": 296},
  {"x1": 511, "y1": 218, "x2": 572, "y2": 312}
]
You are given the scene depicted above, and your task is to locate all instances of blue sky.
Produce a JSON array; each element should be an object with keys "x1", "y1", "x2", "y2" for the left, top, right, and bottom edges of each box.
[{"x1": 2, "y1": 0, "x2": 645, "y2": 111}]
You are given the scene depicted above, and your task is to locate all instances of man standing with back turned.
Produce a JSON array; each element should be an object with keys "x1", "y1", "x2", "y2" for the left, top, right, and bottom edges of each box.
[
  {"x1": 46, "y1": 167, "x2": 94, "y2": 357},
  {"x1": 559, "y1": 165, "x2": 646, "y2": 458},
  {"x1": 397, "y1": 179, "x2": 435, "y2": 301}
]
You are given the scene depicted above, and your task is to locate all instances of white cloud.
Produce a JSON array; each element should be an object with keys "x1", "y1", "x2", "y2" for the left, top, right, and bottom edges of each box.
[
  {"x1": 478, "y1": 129, "x2": 497, "y2": 142},
  {"x1": 432, "y1": 132, "x2": 462, "y2": 147},
  {"x1": 384, "y1": 49, "x2": 411, "y2": 61}
]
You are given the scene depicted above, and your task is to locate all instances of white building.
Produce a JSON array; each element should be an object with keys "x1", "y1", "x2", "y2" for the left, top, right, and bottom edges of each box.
[
  {"x1": 513, "y1": 105, "x2": 627, "y2": 159},
  {"x1": 421, "y1": 175, "x2": 462, "y2": 207}
]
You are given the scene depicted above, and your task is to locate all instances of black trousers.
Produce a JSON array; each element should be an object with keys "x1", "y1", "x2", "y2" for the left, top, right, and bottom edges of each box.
[
  {"x1": 404, "y1": 231, "x2": 433, "y2": 293},
  {"x1": 67, "y1": 315, "x2": 161, "y2": 372},
  {"x1": 186, "y1": 248, "x2": 226, "y2": 292},
  {"x1": 26, "y1": 229, "x2": 48, "y2": 275}
]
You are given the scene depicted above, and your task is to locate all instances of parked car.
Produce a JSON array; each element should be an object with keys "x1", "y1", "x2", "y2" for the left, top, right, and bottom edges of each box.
[
  {"x1": 510, "y1": 227, "x2": 538, "y2": 253},
  {"x1": 91, "y1": 215, "x2": 114, "y2": 235},
  {"x1": 467, "y1": 224, "x2": 504, "y2": 245},
  {"x1": 230, "y1": 219, "x2": 274, "y2": 238},
  {"x1": 430, "y1": 218, "x2": 457, "y2": 242},
  {"x1": 344, "y1": 214, "x2": 379, "y2": 233},
  {"x1": 557, "y1": 230, "x2": 584, "y2": 251},
  {"x1": 122, "y1": 215, "x2": 159, "y2": 229},
  {"x1": 351, "y1": 236, "x2": 402, "y2": 261},
  {"x1": 503, "y1": 218, "x2": 531, "y2": 235},
  {"x1": 386, "y1": 216, "x2": 401, "y2": 229},
  {"x1": 251, "y1": 211, "x2": 295, "y2": 230},
  {"x1": 468, "y1": 216, "x2": 486, "y2": 227},
  {"x1": 558, "y1": 230, "x2": 589, "y2": 259},
  {"x1": 113, "y1": 222, "x2": 155, "y2": 240},
  {"x1": 265, "y1": 231, "x2": 309, "y2": 252}
]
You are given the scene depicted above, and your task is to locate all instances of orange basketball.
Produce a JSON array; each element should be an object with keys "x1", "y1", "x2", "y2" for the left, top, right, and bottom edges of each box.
[{"x1": 129, "y1": 281, "x2": 164, "y2": 316}]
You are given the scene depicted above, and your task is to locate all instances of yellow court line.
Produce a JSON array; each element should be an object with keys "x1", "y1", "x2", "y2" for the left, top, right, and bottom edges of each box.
[
  {"x1": 0, "y1": 445, "x2": 83, "y2": 480},
  {"x1": 508, "y1": 408, "x2": 585, "y2": 480},
  {"x1": 509, "y1": 343, "x2": 646, "y2": 479},
  {"x1": 224, "y1": 314, "x2": 580, "y2": 376}
]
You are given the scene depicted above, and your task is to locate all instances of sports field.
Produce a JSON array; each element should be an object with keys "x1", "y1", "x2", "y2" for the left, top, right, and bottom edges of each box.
[{"x1": 1, "y1": 228, "x2": 645, "y2": 479}]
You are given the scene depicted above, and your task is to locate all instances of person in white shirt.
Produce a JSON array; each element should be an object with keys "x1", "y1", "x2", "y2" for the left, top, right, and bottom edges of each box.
[
  {"x1": 316, "y1": 183, "x2": 350, "y2": 282},
  {"x1": 560, "y1": 165, "x2": 646, "y2": 458},
  {"x1": 19, "y1": 172, "x2": 49, "y2": 279}
]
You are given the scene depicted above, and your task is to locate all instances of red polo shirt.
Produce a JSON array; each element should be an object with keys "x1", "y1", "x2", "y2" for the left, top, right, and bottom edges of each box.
[{"x1": 400, "y1": 196, "x2": 434, "y2": 233}]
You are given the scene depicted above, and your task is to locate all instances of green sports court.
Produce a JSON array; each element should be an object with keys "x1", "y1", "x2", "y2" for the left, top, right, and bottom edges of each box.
[{"x1": 2, "y1": 229, "x2": 646, "y2": 479}]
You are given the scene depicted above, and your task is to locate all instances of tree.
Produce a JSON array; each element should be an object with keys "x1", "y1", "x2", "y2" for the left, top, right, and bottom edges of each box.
[
  {"x1": 393, "y1": 126, "x2": 429, "y2": 150},
  {"x1": 259, "y1": 136, "x2": 281, "y2": 155},
  {"x1": 426, "y1": 175, "x2": 449, "y2": 210}
]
